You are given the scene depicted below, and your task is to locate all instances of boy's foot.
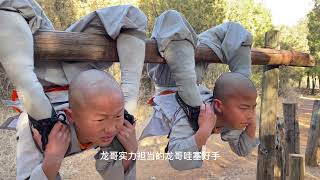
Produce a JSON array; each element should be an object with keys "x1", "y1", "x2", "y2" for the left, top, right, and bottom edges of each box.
[{"x1": 176, "y1": 92, "x2": 200, "y2": 131}]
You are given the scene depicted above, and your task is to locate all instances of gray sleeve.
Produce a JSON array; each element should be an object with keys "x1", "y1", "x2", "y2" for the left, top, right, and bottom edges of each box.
[
  {"x1": 167, "y1": 109, "x2": 203, "y2": 171},
  {"x1": 95, "y1": 156, "x2": 136, "y2": 180},
  {"x1": 16, "y1": 113, "x2": 48, "y2": 180},
  {"x1": 28, "y1": 164, "x2": 49, "y2": 180},
  {"x1": 223, "y1": 130, "x2": 260, "y2": 157},
  {"x1": 124, "y1": 160, "x2": 136, "y2": 180},
  {"x1": 198, "y1": 22, "x2": 253, "y2": 77},
  {"x1": 95, "y1": 156, "x2": 125, "y2": 180},
  {"x1": 95, "y1": 140, "x2": 136, "y2": 180}
]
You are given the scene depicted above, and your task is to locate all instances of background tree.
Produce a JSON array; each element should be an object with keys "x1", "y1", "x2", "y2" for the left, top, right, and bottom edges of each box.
[
  {"x1": 224, "y1": 0, "x2": 273, "y2": 90},
  {"x1": 277, "y1": 18, "x2": 310, "y2": 96},
  {"x1": 139, "y1": 0, "x2": 227, "y2": 35},
  {"x1": 307, "y1": 0, "x2": 320, "y2": 94}
]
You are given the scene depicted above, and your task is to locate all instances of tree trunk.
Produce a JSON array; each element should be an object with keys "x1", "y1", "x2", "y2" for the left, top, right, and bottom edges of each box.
[
  {"x1": 312, "y1": 75, "x2": 316, "y2": 95},
  {"x1": 318, "y1": 75, "x2": 320, "y2": 90},
  {"x1": 307, "y1": 73, "x2": 310, "y2": 89},
  {"x1": 298, "y1": 78, "x2": 302, "y2": 89}
]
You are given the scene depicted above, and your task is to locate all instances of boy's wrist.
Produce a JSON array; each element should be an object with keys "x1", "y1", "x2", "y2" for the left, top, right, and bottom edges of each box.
[
  {"x1": 198, "y1": 125, "x2": 212, "y2": 138},
  {"x1": 125, "y1": 144, "x2": 138, "y2": 154},
  {"x1": 43, "y1": 151, "x2": 64, "y2": 166},
  {"x1": 42, "y1": 156, "x2": 62, "y2": 179},
  {"x1": 195, "y1": 127, "x2": 211, "y2": 148}
]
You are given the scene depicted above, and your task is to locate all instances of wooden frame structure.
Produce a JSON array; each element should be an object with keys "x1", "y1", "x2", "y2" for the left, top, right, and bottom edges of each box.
[{"x1": 33, "y1": 30, "x2": 317, "y2": 180}]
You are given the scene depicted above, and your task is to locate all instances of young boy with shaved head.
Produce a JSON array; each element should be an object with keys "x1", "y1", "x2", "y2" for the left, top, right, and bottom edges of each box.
[
  {"x1": 0, "y1": 1, "x2": 146, "y2": 179},
  {"x1": 0, "y1": 1, "x2": 146, "y2": 152},
  {"x1": 18, "y1": 69, "x2": 137, "y2": 180},
  {"x1": 140, "y1": 10, "x2": 259, "y2": 170}
]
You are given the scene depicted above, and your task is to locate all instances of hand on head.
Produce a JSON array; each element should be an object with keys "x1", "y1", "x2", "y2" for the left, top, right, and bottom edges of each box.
[
  {"x1": 32, "y1": 122, "x2": 70, "y2": 159},
  {"x1": 195, "y1": 103, "x2": 216, "y2": 148},
  {"x1": 117, "y1": 120, "x2": 138, "y2": 153}
]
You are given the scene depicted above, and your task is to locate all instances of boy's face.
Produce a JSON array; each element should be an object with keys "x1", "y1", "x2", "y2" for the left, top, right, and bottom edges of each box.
[
  {"x1": 217, "y1": 91, "x2": 257, "y2": 129},
  {"x1": 70, "y1": 92, "x2": 124, "y2": 147}
]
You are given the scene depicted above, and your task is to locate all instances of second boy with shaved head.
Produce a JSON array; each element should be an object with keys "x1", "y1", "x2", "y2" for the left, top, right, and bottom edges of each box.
[{"x1": 140, "y1": 10, "x2": 260, "y2": 170}]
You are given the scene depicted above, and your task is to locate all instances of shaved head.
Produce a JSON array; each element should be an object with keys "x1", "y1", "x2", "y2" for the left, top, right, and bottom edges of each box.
[
  {"x1": 69, "y1": 70, "x2": 123, "y2": 111},
  {"x1": 213, "y1": 72, "x2": 256, "y2": 102}
]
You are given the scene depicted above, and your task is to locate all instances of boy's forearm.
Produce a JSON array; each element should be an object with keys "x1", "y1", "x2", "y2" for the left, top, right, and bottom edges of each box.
[
  {"x1": 195, "y1": 127, "x2": 211, "y2": 149},
  {"x1": 42, "y1": 156, "x2": 63, "y2": 180}
]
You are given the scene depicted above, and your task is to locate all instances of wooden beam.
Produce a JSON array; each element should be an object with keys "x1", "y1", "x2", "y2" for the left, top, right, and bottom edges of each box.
[
  {"x1": 289, "y1": 154, "x2": 305, "y2": 180},
  {"x1": 257, "y1": 30, "x2": 280, "y2": 180},
  {"x1": 33, "y1": 31, "x2": 315, "y2": 67},
  {"x1": 305, "y1": 100, "x2": 320, "y2": 166},
  {"x1": 283, "y1": 103, "x2": 300, "y2": 175}
]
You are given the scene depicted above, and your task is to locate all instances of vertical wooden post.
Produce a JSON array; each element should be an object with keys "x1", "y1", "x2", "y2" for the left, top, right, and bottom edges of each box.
[
  {"x1": 283, "y1": 103, "x2": 300, "y2": 175},
  {"x1": 305, "y1": 100, "x2": 320, "y2": 166},
  {"x1": 257, "y1": 30, "x2": 280, "y2": 180},
  {"x1": 275, "y1": 118, "x2": 286, "y2": 180},
  {"x1": 288, "y1": 154, "x2": 305, "y2": 180}
]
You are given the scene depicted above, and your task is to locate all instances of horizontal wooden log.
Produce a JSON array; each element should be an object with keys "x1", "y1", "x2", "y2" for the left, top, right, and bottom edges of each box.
[{"x1": 34, "y1": 31, "x2": 315, "y2": 67}]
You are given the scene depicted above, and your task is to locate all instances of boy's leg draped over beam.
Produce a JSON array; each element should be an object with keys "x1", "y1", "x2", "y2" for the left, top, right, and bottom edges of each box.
[
  {"x1": 0, "y1": 10, "x2": 56, "y2": 151},
  {"x1": 64, "y1": 5, "x2": 147, "y2": 114}
]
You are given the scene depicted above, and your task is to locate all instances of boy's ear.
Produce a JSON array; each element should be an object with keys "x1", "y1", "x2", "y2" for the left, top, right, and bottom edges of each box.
[
  {"x1": 213, "y1": 99, "x2": 222, "y2": 114},
  {"x1": 64, "y1": 108, "x2": 74, "y2": 124}
]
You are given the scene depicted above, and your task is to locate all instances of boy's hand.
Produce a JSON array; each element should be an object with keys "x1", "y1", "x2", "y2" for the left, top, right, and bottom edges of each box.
[
  {"x1": 195, "y1": 103, "x2": 216, "y2": 149},
  {"x1": 39, "y1": 122, "x2": 70, "y2": 180},
  {"x1": 117, "y1": 120, "x2": 138, "y2": 173},
  {"x1": 117, "y1": 120, "x2": 138, "y2": 153},
  {"x1": 245, "y1": 113, "x2": 257, "y2": 139},
  {"x1": 44, "y1": 122, "x2": 71, "y2": 160}
]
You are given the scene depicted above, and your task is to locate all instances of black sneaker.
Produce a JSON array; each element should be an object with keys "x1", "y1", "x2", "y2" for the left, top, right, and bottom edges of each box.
[
  {"x1": 29, "y1": 108, "x2": 67, "y2": 151},
  {"x1": 175, "y1": 92, "x2": 200, "y2": 131}
]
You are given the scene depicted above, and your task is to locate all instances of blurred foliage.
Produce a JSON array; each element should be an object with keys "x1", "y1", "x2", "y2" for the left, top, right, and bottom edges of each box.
[
  {"x1": 308, "y1": 0, "x2": 320, "y2": 61},
  {"x1": 139, "y1": 0, "x2": 226, "y2": 35},
  {"x1": 225, "y1": 0, "x2": 273, "y2": 47},
  {"x1": 277, "y1": 18, "x2": 310, "y2": 96},
  {"x1": 305, "y1": 0, "x2": 320, "y2": 94}
]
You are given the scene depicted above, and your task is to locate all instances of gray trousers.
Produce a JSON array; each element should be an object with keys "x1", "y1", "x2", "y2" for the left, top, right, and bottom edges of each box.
[
  {"x1": 147, "y1": 10, "x2": 253, "y2": 89},
  {"x1": 0, "y1": 1, "x2": 147, "y2": 119}
]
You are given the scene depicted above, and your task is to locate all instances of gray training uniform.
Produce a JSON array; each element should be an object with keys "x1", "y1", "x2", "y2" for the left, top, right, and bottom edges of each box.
[
  {"x1": 141, "y1": 10, "x2": 259, "y2": 170},
  {"x1": 17, "y1": 112, "x2": 136, "y2": 180},
  {"x1": 1, "y1": 1, "x2": 147, "y2": 179},
  {"x1": 0, "y1": 1, "x2": 147, "y2": 110}
]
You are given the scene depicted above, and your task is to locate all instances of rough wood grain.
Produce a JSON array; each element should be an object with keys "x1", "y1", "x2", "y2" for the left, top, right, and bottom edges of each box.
[
  {"x1": 257, "y1": 30, "x2": 280, "y2": 180},
  {"x1": 33, "y1": 31, "x2": 315, "y2": 67},
  {"x1": 305, "y1": 100, "x2": 320, "y2": 166}
]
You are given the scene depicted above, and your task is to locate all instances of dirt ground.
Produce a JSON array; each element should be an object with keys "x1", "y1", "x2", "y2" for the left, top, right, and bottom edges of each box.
[{"x1": 0, "y1": 96, "x2": 319, "y2": 180}]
